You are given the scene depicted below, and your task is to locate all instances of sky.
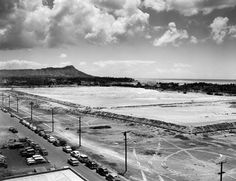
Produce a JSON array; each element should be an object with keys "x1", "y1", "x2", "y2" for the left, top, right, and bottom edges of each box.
[{"x1": 0, "y1": 0, "x2": 236, "y2": 79}]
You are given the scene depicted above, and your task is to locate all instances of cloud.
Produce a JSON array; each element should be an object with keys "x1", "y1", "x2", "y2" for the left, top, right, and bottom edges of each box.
[
  {"x1": 210, "y1": 16, "x2": 236, "y2": 44},
  {"x1": 174, "y1": 63, "x2": 191, "y2": 68},
  {"x1": 0, "y1": 0, "x2": 149, "y2": 49},
  {"x1": 93, "y1": 60, "x2": 156, "y2": 67},
  {"x1": 143, "y1": 0, "x2": 236, "y2": 16},
  {"x1": 210, "y1": 17, "x2": 229, "y2": 44},
  {"x1": 59, "y1": 53, "x2": 67, "y2": 58},
  {"x1": 190, "y1": 36, "x2": 198, "y2": 44},
  {"x1": 153, "y1": 22, "x2": 189, "y2": 47},
  {"x1": 0, "y1": 60, "x2": 46, "y2": 69}
]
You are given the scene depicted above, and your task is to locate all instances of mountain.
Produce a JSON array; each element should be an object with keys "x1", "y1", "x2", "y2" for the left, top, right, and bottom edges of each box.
[{"x1": 0, "y1": 65, "x2": 92, "y2": 78}]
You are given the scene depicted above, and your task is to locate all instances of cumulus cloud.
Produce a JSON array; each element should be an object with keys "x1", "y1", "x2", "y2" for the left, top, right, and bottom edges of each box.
[
  {"x1": 0, "y1": 60, "x2": 46, "y2": 69},
  {"x1": 153, "y1": 22, "x2": 189, "y2": 47},
  {"x1": 0, "y1": 0, "x2": 149, "y2": 49},
  {"x1": 210, "y1": 17, "x2": 236, "y2": 44},
  {"x1": 210, "y1": 17, "x2": 229, "y2": 44},
  {"x1": 190, "y1": 36, "x2": 198, "y2": 44},
  {"x1": 143, "y1": 0, "x2": 236, "y2": 16},
  {"x1": 93, "y1": 60, "x2": 156, "y2": 67}
]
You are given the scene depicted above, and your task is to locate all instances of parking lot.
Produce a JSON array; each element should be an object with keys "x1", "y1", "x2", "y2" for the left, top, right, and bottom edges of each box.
[{"x1": 0, "y1": 107, "x2": 121, "y2": 181}]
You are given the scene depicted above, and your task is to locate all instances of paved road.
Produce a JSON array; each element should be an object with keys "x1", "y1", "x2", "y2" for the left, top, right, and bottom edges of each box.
[{"x1": 0, "y1": 109, "x2": 106, "y2": 181}]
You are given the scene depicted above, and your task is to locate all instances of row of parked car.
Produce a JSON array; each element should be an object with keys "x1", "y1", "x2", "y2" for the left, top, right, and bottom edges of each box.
[
  {"x1": 18, "y1": 117, "x2": 120, "y2": 181},
  {"x1": 64, "y1": 148, "x2": 120, "y2": 181}
]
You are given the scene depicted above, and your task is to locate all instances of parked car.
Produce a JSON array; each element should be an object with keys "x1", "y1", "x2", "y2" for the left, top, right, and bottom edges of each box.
[
  {"x1": 38, "y1": 130, "x2": 46, "y2": 137},
  {"x1": 39, "y1": 148, "x2": 48, "y2": 156},
  {"x1": 26, "y1": 155, "x2": 47, "y2": 165},
  {"x1": 35, "y1": 128, "x2": 44, "y2": 134},
  {"x1": 32, "y1": 155, "x2": 47, "y2": 164},
  {"x1": 62, "y1": 146, "x2": 72, "y2": 153},
  {"x1": 31, "y1": 126, "x2": 37, "y2": 132},
  {"x1": 9, "y1": 127, "x2": 18, "y2": 133},
  {"x1": 53, "y1": 140, "x2": 61, "y2": 147},
  {"x1": 26, "y1": 157, "x2": 36, "y2": 165},
  {"x1": 96, "y1": 166, "x2": 109, "y2": 176},
  {"x1": 67, "y1": 157, "x2": 79, "y2": 166},
  {"x1": 25, "y1": 122, "x2": 30, "y2": 128},
  {"x1": 18, "y1": 137, "x2": 28, "y2": 142},
  {"x1": 85, "y1": 160, "x2": 98, "y2": 170},
  {"x1": 106, "y1": 172, "x2": 120, "y2": 181},
  {"x1": 78, "y1": 154, "x2": 89, "y2": 163},
  {"x1": 70, "y1": 150, "x2": 80, "y2": 158},
  {"x1": 43, "y1": 134, "x2": 50, "y2": 140},
  {"x1": 47, "y1": 136, "x2": 56, "y2": 143},
  {"x1": 8, "y1": 142, "x2": 24, "y2": 149},
  {"x1": 32, "y1": 143, "x2": 41, "y2": 150},
  {"x1": 10, "y1": 114, "x2": 14, "y2": 117},
  {"x1": 20, "y1": 147, "x2": 35, "y2": 157},
  {"x1": 0, "y1": 155, "x2": 7, "y2": 168}
]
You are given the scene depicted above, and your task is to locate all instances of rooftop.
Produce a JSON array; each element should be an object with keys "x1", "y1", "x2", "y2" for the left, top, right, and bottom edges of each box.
[{"x1": 2, "y1": 168, "x2": 87, "y2": 181}]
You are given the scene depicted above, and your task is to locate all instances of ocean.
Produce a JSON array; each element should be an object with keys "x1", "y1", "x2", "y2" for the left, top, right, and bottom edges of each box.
[{"x1": 137, "y1": 78, "x2": 236, "y2": 85}]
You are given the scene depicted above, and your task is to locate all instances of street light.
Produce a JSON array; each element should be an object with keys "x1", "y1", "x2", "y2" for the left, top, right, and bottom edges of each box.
[{"x1": 29, "y1": 101, "x2": 34, "y2": 121}]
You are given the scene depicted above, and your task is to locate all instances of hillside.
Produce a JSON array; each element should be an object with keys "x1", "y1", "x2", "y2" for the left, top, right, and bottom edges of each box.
[{"x1": 0, "y1": 65, "x2": 92, "y2": 78}]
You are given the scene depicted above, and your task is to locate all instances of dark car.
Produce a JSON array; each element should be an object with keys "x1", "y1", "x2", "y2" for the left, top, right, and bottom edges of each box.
[
  {"x1": 39, "y1": 148, "x2": 48, "y2": 156},
  {"x1": 67, "y1": 157, "x2": 79, "y2": 166},
  {"x1": 35, "y1": 128, "x2": 44, "y2": 134},
  {"x1": 38, "y1": 130, "x2": 46, "y2": 137},
  {"x1": 9, "y1": 127, "x2": 18, "y2": 133},
  {"x1": 32, "y1": 143, "x2": 41, "y2": 150},
  {"x1": 0, "y1": 160, "x2": 7, "y2": 168},
  {"x1": 8, "y1": 142, "x2": 24, "y2": 149},
  {"x1": 96, "y1": 166, "x2": 109, "y2": 176},
  {"x1": 43, "y1": 134, "x2": 50, "y2": 140},
  {"x1": 53, "y1": 140, "x2": 61, "y2": 147},
  {"x1": 20, "y1": 147, "x2": 35, "y2": 157},
  {"x1": 85, "y1": 160, "x2": 98, "y2": 170}
]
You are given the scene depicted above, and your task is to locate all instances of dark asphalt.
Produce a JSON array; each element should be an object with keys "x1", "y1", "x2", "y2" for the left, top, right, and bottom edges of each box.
[{"x1": 0, "y1": 108, "x2": 106, "y2": 181}]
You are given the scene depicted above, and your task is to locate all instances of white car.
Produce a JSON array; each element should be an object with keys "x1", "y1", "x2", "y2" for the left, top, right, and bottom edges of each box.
[
  {"x1": 47, "y1": 136, "x2": 56, "y2": 143},
  {"x1": 26, "y1": 158, "x2": 36, "y2": 165},
  {"x1": 70, "y1": 151, "x2": 80, "y2": 158},
  {"x1": 63, "y1": 146, "x2": 72, "y2": 153}
]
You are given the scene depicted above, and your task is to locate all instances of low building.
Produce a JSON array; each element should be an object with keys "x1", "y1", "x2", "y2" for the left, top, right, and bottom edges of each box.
[{"x1": 2, "y1": 167, "x2": 87, "y2": 181}]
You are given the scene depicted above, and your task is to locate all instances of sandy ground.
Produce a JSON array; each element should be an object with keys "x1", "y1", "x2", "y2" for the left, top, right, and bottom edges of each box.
[
  {"x1": 3, "y1": 88, "x2": 236, "y2": 181},
  {"x1": 16, "y1": 87, "x2": 236, "y2": 126}
]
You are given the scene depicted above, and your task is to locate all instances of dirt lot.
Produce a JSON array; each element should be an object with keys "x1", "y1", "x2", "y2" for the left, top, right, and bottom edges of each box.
[{"x1": 3, "y1": 90, "x2": 236, "y2": 181}]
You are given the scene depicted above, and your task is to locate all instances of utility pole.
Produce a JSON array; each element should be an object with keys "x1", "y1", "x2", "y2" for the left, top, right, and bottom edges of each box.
[
  {"x1": 2, "y1": 93, "x2": 3, "y2": 106},
  {"x1": 16, "y1": 97, "x2": 19, "y2": 112},
  {"x1": 123, "y1": 131, "x2": 128, "y2": 174},
  {"x1": 52, "y1": 108, "x2": 54, "y2": 132},
  {"x1": 218, "y1": 161, "x2": 225, "y2": 181},
  {"x1": 8, "y1": 95, "x2": 10, "y2": 108},
  {"x1": 78, "y1": 117, "x2": 81, "y2": 147},
  {"x1": 30, "y1": 102, "x2": 34, "y2": 121}
]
